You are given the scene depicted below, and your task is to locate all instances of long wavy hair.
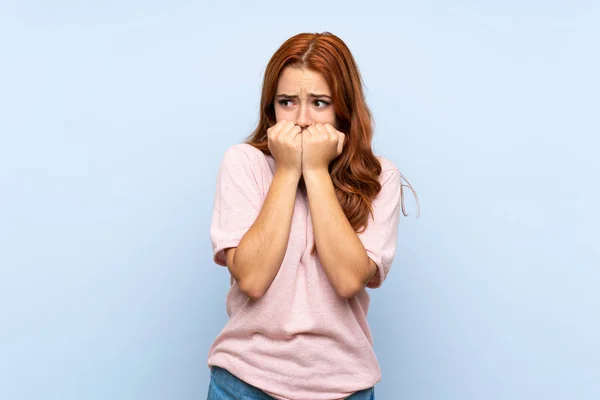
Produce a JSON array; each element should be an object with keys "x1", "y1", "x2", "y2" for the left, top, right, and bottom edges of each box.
[{"x1": 245, "y1": 32, "x2": 418, "y2": 253}]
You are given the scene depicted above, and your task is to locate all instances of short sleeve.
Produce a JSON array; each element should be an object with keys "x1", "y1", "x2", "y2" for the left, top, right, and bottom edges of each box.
[
  {"x1": 209, "y1": 146, "x2": 264, "y2": 266},
  {"x1": 358, "y1": 168, "x2": 402, "y2": 289}
]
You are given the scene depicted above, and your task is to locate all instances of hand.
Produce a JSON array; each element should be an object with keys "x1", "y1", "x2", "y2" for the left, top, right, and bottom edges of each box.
[
  {"x1": 267, "y1": 120, "x2": 303, "y2": 178},
  {"x1": 301, "y1": 123, "x2": 345, "y2": 173}
]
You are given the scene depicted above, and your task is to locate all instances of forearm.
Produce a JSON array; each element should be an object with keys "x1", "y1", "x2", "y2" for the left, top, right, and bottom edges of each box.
[
  {"x1": 303, "y1": 169, "x2": 374, "y2": 298},
  {"x1": 233, "y1": 168, "x2": 300, "y2": 299}
]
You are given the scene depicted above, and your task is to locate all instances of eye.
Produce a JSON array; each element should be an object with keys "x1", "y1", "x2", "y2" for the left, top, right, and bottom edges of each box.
[
  {"x1": 277, "y1": 99, "x2": 330, "y2": 108},
  {"x1": 278, "y1": 99, "x2": 294, "y2": 107}
]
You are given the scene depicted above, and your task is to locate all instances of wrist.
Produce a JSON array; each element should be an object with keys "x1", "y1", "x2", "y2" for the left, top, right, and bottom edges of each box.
[
  {"x1": 302, "y1": 167, "x2": 330, "y2": 183},
  {"x1": 274, "y1": 166, "x2": 302, "y2": 183}
]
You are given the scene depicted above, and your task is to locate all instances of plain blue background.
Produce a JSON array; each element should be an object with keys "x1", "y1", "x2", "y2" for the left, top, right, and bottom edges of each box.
[{"x1": 1, "y1": 1, "x2": 598, "y2": 399}]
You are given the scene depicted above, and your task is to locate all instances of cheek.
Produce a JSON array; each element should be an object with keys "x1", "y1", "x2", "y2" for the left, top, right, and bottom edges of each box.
[
  {"x1": 274, "y1": 106, "x2": 291, "y2": 120},
  {"x1": 323, "y1": 110, "x2": 337, "y2": 127}
]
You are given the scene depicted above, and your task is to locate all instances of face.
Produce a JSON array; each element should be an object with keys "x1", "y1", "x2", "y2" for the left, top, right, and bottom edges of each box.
[{"x1": 274, "y1": 66, "x2": 337, "y2": 130}]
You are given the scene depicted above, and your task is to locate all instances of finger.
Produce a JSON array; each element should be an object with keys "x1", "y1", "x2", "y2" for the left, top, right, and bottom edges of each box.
[
  {"x1": 301, "y1": 130, "x2": 310, "y2": 146},
  {"x1": 323, "y1": 124, "x2": 344, "y2": 154},
  {"x1": 276, "y1": 121, "x2": 296, "y2": 142},
  {"x1": 323, "y1": 123, "x2": 340, "y2": 137},
  {"x1": 270, "y1": 120, "x2": 294, "y2": 137},
  {"x1": 268, "y1": 119, "x2": 285, "y2": 134},
  {"x1": 282, "y1": 124, "x2": 301, "y2": 137},
  {"x1": 291, "y1": 125, "x2": 302, "y2": 140},
  {"x1": 337, "y1": 131, "x2": 345, "y2": 154},
  {"x1": 315, "y1": 123, "x2": 329, "y2": 137},
  {"x1": 282, "y1": 120, "x2": 296, "y2": 134}
]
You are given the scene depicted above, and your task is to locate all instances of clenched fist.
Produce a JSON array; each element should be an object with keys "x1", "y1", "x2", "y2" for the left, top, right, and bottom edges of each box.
[
  {"x1": 267, "y1": 120, "x2": 303, "y2": 178},
  {"x1": 301, "y1": 123, "x2": 345, "y2": 173}
]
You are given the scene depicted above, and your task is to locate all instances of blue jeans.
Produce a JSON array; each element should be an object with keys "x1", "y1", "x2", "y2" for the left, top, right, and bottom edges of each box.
[{"x1": 207, "y1": 366, "x2": 375, "y2": 400}]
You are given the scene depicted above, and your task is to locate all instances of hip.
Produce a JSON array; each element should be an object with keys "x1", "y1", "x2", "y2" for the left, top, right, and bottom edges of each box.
[{"x1": 207, "y1": 366, "x2": 375, "y2": 400}]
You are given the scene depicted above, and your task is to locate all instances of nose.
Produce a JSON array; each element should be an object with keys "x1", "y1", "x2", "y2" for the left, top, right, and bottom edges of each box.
[{"x1": 295, "y1": 103, "x2": 312, "y2": 129}]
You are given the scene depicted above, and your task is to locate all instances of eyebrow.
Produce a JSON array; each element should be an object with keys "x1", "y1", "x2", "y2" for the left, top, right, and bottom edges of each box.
[{"x1": 276, "y1": 93, "x2": 332, "y2": 100}]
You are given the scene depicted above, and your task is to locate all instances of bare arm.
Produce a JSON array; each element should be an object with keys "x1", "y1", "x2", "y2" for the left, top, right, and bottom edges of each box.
[
  {"x1": 303, "y1": 169, "x2": 377, "y2": 299},
  {"x1": 224, "y1": 120, "x2": 302, "y2": 300},
  {"x1": 225, "y1": 168, "x2": 300, "y2": 300}
]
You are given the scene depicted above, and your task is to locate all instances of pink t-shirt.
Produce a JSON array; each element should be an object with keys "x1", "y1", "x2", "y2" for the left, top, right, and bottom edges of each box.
[{"x1": 208, "y1": 143, "x2": 402, "y2": 400}]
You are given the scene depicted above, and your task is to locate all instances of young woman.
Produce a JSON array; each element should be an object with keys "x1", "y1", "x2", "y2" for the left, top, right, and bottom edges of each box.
[{"x1": 207, "y1": 31, "x2": 416, "y2": 400}]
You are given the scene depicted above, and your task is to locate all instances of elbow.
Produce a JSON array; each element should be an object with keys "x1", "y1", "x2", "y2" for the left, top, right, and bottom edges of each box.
[
  {"x1": 230, "y1": 253, "x2": 268, "y2": 301},
  {"x1": 334, "y1": 259, "x2": 373, "y2": 299},
  {"x1": 335, "y1": 280, "x2": 363, "y2": 300},
  {"x1": 238, "y1": 278, "x2": 267, "y2": 301},
  {"x1": 334, "y1": 258, "x2": 372, "y2": 300}
]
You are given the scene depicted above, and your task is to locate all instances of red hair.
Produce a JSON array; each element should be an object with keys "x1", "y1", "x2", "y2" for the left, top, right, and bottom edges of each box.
[{"x1": 246, "y1": 32, "x2": 418, "y2": 248}]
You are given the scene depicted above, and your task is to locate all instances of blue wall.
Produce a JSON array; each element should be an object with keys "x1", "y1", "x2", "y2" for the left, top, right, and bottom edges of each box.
[{"x1": 1, "y1": 1, "x2": 598, "y2": 399}]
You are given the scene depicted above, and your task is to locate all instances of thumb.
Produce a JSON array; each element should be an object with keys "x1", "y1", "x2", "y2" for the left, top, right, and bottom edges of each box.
[{"x1": 336, "y1": 132, "x2": 345, "y2": 156}]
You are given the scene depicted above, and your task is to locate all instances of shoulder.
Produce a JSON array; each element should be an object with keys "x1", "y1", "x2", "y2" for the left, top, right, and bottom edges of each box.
[
  {"x1": 221, "y1": 143, "x2": 269, "y2": 172},
  {"x1": 376, "y1": 155, "x2": 401, "y2": 183},
  {"x1": 225, "y1": 142, "x2": 265, "y2": 161},
  {"x1": 376, "y1": 155, "x2": 398, "y2": 173}
]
